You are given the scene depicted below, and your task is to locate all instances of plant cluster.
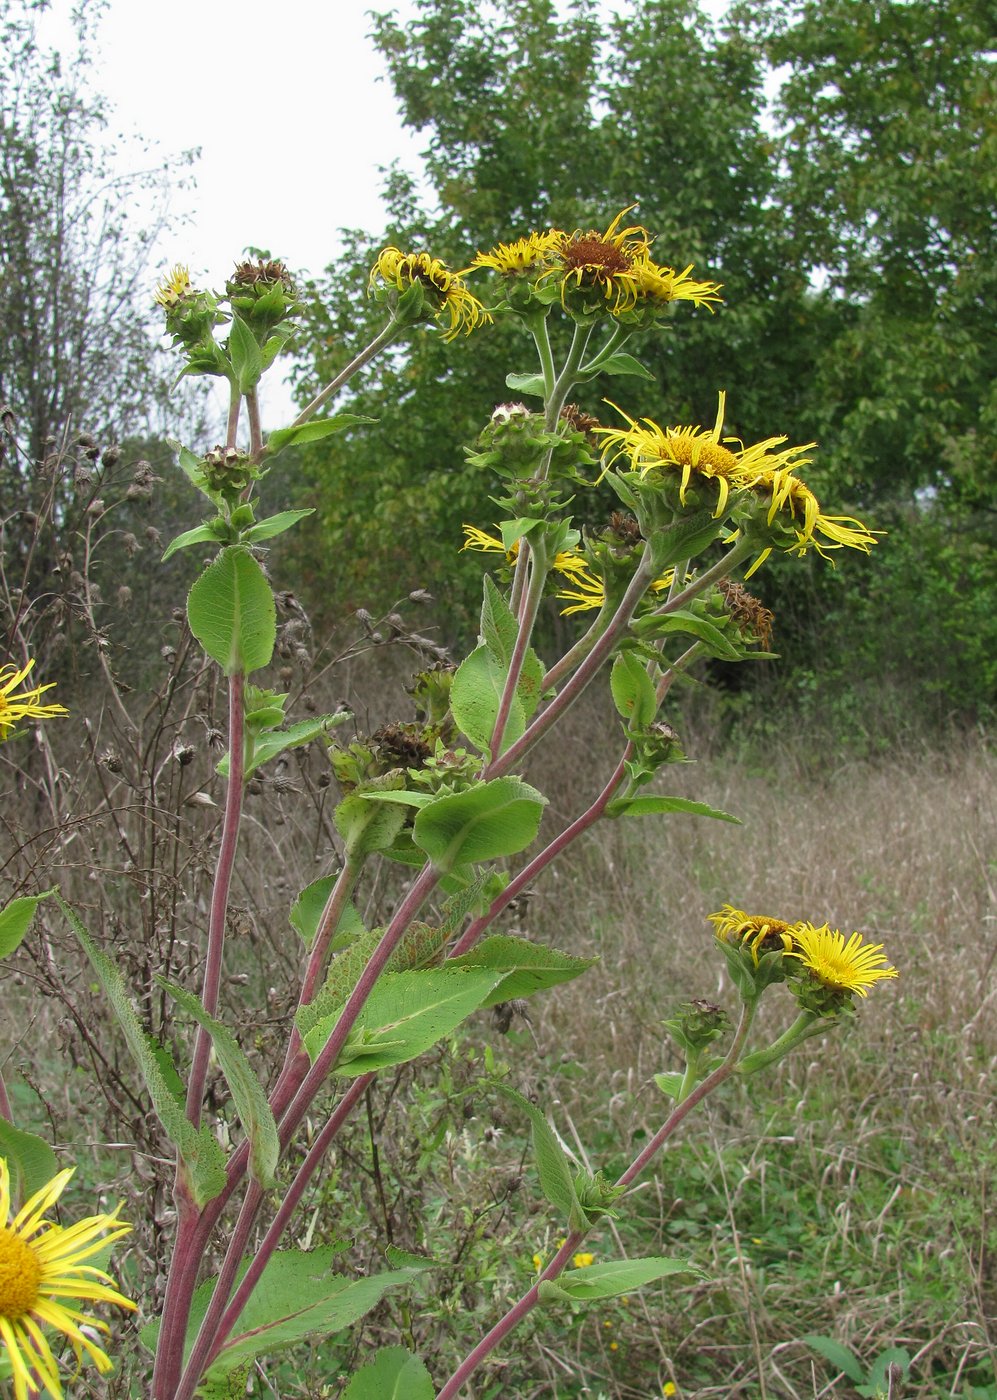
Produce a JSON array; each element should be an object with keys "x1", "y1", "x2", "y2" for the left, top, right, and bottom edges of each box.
[{"x1": 0, "y1": 208, "x2": 898, "y2": 1399}]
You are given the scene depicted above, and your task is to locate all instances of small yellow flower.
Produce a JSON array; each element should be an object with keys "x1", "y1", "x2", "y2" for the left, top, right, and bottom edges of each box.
[
  {"x1": 554, "y1": 560, "x2": 676, "y2": 616},
  {"x1": 461, "y1": 526, "x2": 594, "y2": 595},
  {"x1": 708, "y1": 905, "x2": 795, "y2": 964},
  {"x1": 532, "y1": 1252, "x2": 544, "y2": 1273},
  {"x1": 632, "y1": 256, "x2": 724, "y2": 312},
  {"x1": 598, "y1": 393, "x2": 814, "y2": 520},
  {"x1": 0, "y1": 1158, "x2": 134, "y2": 1400},
  {"x1": 788, "y1": 923, "x2": 898, "y2": 997},
  {"x1": 466, "y1": 229, "x2": 565, "y2": 275},
  {"x1": 610, "y1": 1340, "x2": 619, "y2": 1351},
  {"x1": 153, "y1": 263, "x2": 194, "y2": 308},
  {"x1": 369, "y1": 247, "x2": 491, "y2": 340},
  {"x1": 663, "y1": 1384, "x2": 678, "y2": 1397},
  {"x1": 743, "y1": 466, "x2": 881, "y2": 574},
  {"x1": 0, "y1": 661, "x2": 67, "y2": 741},
  {"x1": 572, "y1": 1252, "x2": 595, "y2": 1268}
]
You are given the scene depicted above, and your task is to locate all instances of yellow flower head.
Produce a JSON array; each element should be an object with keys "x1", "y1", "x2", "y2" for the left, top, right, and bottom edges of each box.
[
  {"x1": 599, "y1": 394, "x2": 815, "y2": 521},
  {"x1": 743, "y1": 466, "x2": 881, "y2": 574},
  {"x1": 0, "y1": 1158, "x2": 135, "y2": 1400},
  {"x1": 461, "y1": 526, "x2": 592, "y2": 591},
  {"x1": 787, "y1": 923, "x2": 898, "y2": 997},
  {"x1": 572, "y1": 1252, "x2": 595, "y2": 1268},
  {"x1": 539, "y1": 206, "x2": 653, "y2": 315},
  {"x1": 369, "y1": 247, "x2": 492, "y2": 340},
  {"x1": 153, "y1": 263, "x2": 194, "y2": 309},
  {"x1": 708, "y1": 904, "x2": 796, "y2": 965},
  {"x1": 467, "y1": 229, "x2": 565, "y2": 275},
  {"x1": 632, "y1": 256, "x2": 724, "y2": 312},
  {"x1": 0, "y1": 661, "x2": 67, "y2": 742},
  {"x1": 554, "y1": 560, "x2": 676, "y2": 616}
]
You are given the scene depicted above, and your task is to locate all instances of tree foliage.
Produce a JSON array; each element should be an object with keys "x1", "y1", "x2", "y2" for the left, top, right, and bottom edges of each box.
[{"x1": 287, "y1": 0, "x2": 995, "y2": 722}]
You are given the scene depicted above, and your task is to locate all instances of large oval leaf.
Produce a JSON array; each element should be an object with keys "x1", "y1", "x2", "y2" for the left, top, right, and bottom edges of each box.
[{"x1": 187, "y1": 546, "x2": 276, "y2": 676}]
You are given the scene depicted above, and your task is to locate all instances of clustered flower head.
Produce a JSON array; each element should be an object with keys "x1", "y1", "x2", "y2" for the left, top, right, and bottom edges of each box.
[
  {"x1": 0, "y1": 660, "x2": 67, "y2": 741},
  {"x1": 0, "y1": 1158, "x2": 135, "y2": 1399},
  {"x1": 467, "y1": 206, "x2": 722, "y2": 321},
  {"x1": 369, "y1": 247, "x2": 491, "y2": 340},
  {"x1": 597, "y1": 392, "x2": 878, "y2": 572},
  {"x1": 709, "y1": 903, "x2": 898, "y2": 1002}
]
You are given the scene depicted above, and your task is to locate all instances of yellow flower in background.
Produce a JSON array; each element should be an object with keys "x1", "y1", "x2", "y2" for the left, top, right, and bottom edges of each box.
[
  {"x1": 632, "y1": 257, "x2": 724, "y2": 311},
  {"x1": 743, "y1": 466, "x2": 881, "y2": 574},
  {"x1": 554, "y1": 560, "x2": 676, "y2": 616},
  {"x1": 538, "y1": 206, "x2": 653, "y2": 315},
  {"x1": 788, "y1": 923, "x2": 898, "y2": 997},
  {"x1": 708, "y1": 904, "x2": 796, "y2": 964},
  {"x1": 467, "y1": 229, "x2": 565, "y2": 275},
  {"x1": 0, "y1": 1159, "x2": 134, "y2": 1400},
  {"x1": 598, "y1": 393, "x2": 814, "y2": 519},
  {"x1": 572, "y1": 1252, "x2": 595, "y2": 1268},
  {"x1": 0, "y1": 661, "x2": 67, "y2": 741},
  {"x1": 369, "y1": 247, "x2": 491, "y2": 340},
  {"x1": 531, "y1": 1252, "x2": 544, "y2": 1273},
  {"x1": 153, "y1": 263, "x2": 194, "y2": 308},
  {"x1": 461, "y1": 526, "x2": 593, "y2": 594},
  {"x1": 663, "y1": 1384, "x2": 678, "y2": 1397}
]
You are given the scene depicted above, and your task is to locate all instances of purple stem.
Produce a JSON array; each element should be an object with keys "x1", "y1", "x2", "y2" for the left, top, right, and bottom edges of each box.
[
  {"x1": 180, "y1": 1077, "x2": 372, "y2": 1392},
  {"x1": 154, "y1": 672, "x2": 246, "y2": 1399}
]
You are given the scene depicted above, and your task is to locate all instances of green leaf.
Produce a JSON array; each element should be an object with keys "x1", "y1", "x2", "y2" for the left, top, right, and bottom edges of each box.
[
  {"x1": 505, "y1": 371, "x2": 546, "y2": 397},
  {"x1": 289, "y1": 878, "x2": 364, "y2": 950},
  {"x1": 157, "y1": 979, "x2": 279, "y2": 1188},
  {"x1": 266, "y1": 414, "x2": 374, "y2": 457},
  {"x1": 172, "y1": 442, "x2": 218, "y2": 503},
  {"x1": 606, "y1": 795, "x2": 740, "y2": 823},
  {"x1": 585, "y1": 351, "x2": 654, "y2": 380},
  {"x1": 632, "y1": 609, "x2": 743, "y2": 660},
  {"x1": 0, "y1": 1121, "x2": 58, "y2": 1203},
  {"x1": 228, "y1": 314, "x2": 263, "y2": 393},
  {"x1": 187, "y1": 546, "x2": 276, "y2": 677},
  {"x1": 334, "y1": 792, "x2": 410, "y2": 861},
  {"x1": 58, "y1": 899, "x2": 226, "y2": 1206},
  {"x1": 303, "y1": 968, "x2": 502, "y2": 1074},
  {"x1": 450, "y1": 576, "x2": 545, "y2": 756},
  {"x1": 610, "y1": 652, "x2": 658, "y2": 729},
  {"x1": 242, "y1": 509, "x2": 315, "y2": 544},
  {"x1": 653, "y1": 1071, "x2": 685, "y2": 1100},
  {"x1": 413, "y1": 777, "x2": 546, "y2": 873},
  {"x1": 449, "y1": 935, "x2": 597, "y2": 1007},
  {"x1": 201, "y1": 1251, "x2": 428, "y2": 1377},
  {"x1": 802, "y1": 1335, "x2": 866, "y2": 1384},
  {"x1": 0, "y1": 890, "x2": 55, "y2": 959},
  {"x1": 161, "y1": 522, "x2": 224, "y2": 563},
  {"x1": 495, "y1": 1085, "x2": 583, "y2": 1226},
  {"x1": 537, "y1": 1257, "x2": 701, "y2": 1304},
  {"x1": 217, "y1": 714, "x2": 350, "y2": 779},
  {"x1": 341, "y1": 1347, "x2": 435, "y2": 1400}
]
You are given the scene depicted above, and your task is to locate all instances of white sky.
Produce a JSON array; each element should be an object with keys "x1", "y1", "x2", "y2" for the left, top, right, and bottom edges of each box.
[{"x1": 33, "y1": 0, "x2": 730, "y2": 424}]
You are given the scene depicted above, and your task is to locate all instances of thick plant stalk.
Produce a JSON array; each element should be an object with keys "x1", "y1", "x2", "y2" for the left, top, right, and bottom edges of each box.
[{"x1": 154, "y1": 672, "x2": 246, "y2": 1399}]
